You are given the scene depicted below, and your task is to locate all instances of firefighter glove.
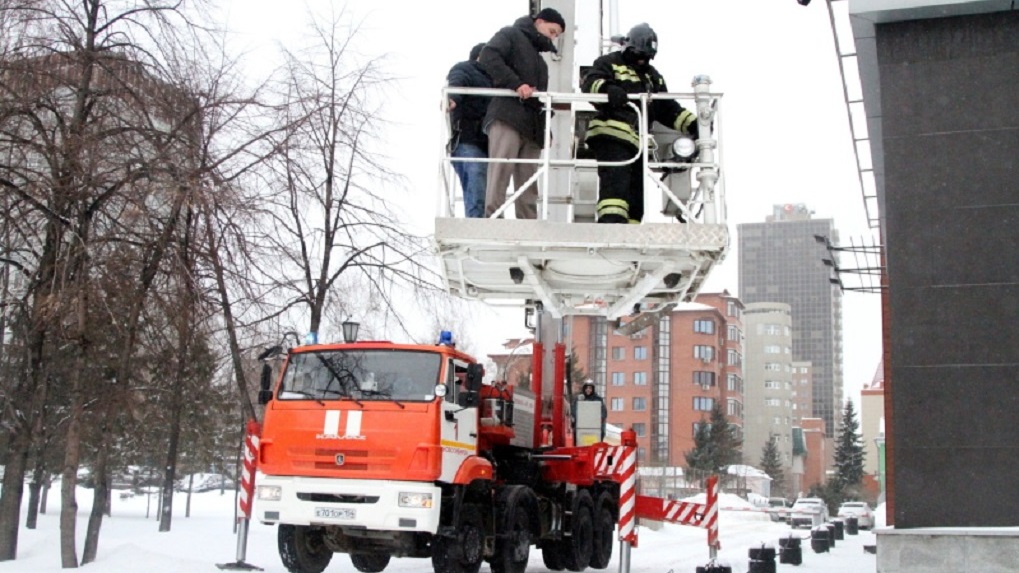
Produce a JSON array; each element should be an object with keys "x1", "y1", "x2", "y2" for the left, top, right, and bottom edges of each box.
[
  {"x1": 687, "y1": 120, "x2": 700, "y2": 140},
  {"x1": 605, "y1": 84, "x2": 628, "y2": 108}
]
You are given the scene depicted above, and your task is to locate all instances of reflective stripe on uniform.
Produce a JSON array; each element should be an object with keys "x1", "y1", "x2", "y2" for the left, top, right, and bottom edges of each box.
[
  {"x1": 611, "y1": 64, "x2": 640, "y2": 83},
  {"x1": 589, "y1": 79, "x2": 605, "y2": 93},
  {"x1": 586, "y1": 118, "x2": 640, "y2": 147},
  {"x1": 673, "y1": 109, "x2": 696, "y2": 134},
  {"x1": 628, "y1": 219, "x2": 640, "y2": 224},
  {"x1": 596, "y1": 199, "x2": 629, "y2": 219}
]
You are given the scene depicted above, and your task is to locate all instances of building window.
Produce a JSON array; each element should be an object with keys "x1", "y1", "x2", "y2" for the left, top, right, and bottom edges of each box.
[
  {"x1": 693, "y1": 422, "x2": 712, "y2": 436},
  {"x1": 727, "y1": 374, "x2": 743, "y2": 393},
  {"x1": 727, "y1": 325, "x2": 741, "y2": 341},
  {"x1": 694, "y1": 319, "x2": 715, "y2": 334},
  {"x1": 610, "y1": 398, "x2": 624, "y2": 411},
  {"x1": 763, "y1": 345, "x2": 781, "y2": 354},
  {"x1": 632, "y1": 397, "x2": 647, "y2": 411},
  {"x1": 611, "y1": 346, "x2": 624, "y2": 360},
  {"x1": 765, "y1": 362, "x2": 783, "y2": 371},
  {"x1": 611, "y1": 372, "x2": 625, "y2": 386},
  {"x1": 727, "y1": 350, "x2": 741, "y2": 366},
  {"x1": 693, "y1": 397, "x2": 714, "y2": 411},
  {"x1": 764, "y1": 380, "x2": 782, "y2": 390},
  {"x1": 694, "y1": 345, "x2": 715, "y2": 361},
  {"x1": 633, "y1": 372, "x2": 647, "y2": 385},
  {"x1": 634, "y1": 346, "x2": 647, "y2": 360},
  {"x1": 633, "y1": 423, "x2": 647, "y2": 437},
  {"x1": 765, "y1": 398, "x2": 782, "y2": 407},
  {"x1": 727, "y1": 398, "x2": 742, "y2": 418},
  {"x1": 693, "y1": 371, "x2": 716, "y2": 387},
  {"x1": 727, "y1": 301, "x2": 741, "y2": 318}
]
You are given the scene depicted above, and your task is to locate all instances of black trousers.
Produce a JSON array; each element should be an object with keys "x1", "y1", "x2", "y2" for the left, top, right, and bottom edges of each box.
[{"x1": 589, "y1": 137, "x2": 645, "y2": 223}]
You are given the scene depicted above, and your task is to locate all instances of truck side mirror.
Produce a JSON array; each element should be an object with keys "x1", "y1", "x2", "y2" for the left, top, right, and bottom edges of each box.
[
  {"x1": 465, "y1": 363, "x2": 484, "y2": 392},
  {"x1": 257, "y1": 364, "x2": 273, "y2": 405}
]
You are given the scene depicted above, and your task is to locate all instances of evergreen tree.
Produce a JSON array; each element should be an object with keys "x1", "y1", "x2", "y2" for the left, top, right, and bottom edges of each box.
[
  {"x1": 832, "y1": 399, "x2": 866, "y2": 498},
  {"x1": 684, "y1": 404, "x2": 742, "y2": 482},
  {"x1": 709, "y1": 403, "x2": 742, "y2": 469},
  {"x1": 759, "y1": 435, "x2": 786, "y2": 497},
  {"x1": 684, "y1": 418, "x2": 715, "y2": 478}
]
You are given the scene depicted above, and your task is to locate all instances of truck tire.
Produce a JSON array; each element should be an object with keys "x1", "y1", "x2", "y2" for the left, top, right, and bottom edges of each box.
[
  {"x1": 278, "y1": 524, "x2": 333, "y2": 573},
  {"x1": 351, "y1": 553, "x2": 391, "y2": 573},
  {"x1": 432, "y1": 504, "x2": 485, "y2": 573},
  {"x1": 492, "y1": 487, "x2": 533, "y2": 573},
  {"x1": 589, "y1": 493, "x2": 615, "y2": 569},
  {"x1": 563, "y1": 490, "x2": 594, "y2": 572},
  {"x1": 541, "y1": 542, "x2": 566, "y2": 571}
]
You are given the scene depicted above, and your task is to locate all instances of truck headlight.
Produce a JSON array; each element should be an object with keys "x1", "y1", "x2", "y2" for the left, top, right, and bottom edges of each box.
[
  {"x1": 257, "y1": 485, "x2": 282, "y2": 501},
  {"x1": 398, "y1": 492, "x2": 433, "y2": 508}
]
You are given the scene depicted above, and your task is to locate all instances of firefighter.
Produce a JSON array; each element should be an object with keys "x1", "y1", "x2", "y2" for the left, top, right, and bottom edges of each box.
[
  {"x1": 572, "y1": 380, "x2": 607, "y2": 440},
  {"x1": 581, "y1": 23, "x2": 699, "y2": 224}
]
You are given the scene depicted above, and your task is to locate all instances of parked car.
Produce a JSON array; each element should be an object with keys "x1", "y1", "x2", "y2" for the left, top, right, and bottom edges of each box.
[
  {"x1": 789, "y1": 497, "x2": 829, "y2": 528},
  {"x1": 767, "y1": 497, "x2": 793, "y2": 522},
  {"x1": 837, "y1": 501, "x2": 875, "y2": 529}
]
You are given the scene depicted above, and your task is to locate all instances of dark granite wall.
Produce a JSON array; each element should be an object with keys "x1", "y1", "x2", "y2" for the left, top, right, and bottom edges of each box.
[{"x1": 878, "y1": 11, "x2": 1019, "y2": 527}]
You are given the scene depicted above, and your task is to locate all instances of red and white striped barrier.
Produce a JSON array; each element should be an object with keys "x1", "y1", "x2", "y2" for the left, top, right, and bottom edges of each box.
[
  {"x1": 217, "y1": 418, "x2": 262, "y2": 571},
  {"x1": 616, "y1": 444, "x2": 638, "y2": 546},
  {"x1": 706, "y1": 475, "x2": 719, "y2": 551},
  {"x1": 633, "y1": 475, "x2": 720, "y2": 551},
  {"x1": 238, "y1": 418, "x2": 260, "y2": 520}
]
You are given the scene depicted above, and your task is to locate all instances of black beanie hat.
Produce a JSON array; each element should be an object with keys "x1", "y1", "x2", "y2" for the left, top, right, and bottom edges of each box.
[
  {"x1": 469, "y1": 42, "x2": 485, "y2": 61},
  {"x1": 534, "y1": 8, "x2": 566, "y2": 30}
]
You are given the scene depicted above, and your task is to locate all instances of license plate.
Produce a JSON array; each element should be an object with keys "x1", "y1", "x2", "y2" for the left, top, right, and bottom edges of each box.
[{"x1": 314, "y1": 507, "x2": 355, "y2": 520}]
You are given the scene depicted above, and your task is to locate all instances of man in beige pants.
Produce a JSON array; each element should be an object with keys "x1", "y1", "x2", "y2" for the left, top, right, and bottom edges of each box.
[{"x1": 478, "y1": 8, "x2": 565, "y2": 219}]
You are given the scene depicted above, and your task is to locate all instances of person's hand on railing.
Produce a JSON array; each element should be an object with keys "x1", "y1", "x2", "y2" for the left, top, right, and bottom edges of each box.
[
  {"x1": 516, "y1": 84, "x2": 535, "y2": 99},
  {"x1": 605, "y1": 85, "x2": 628, "y2": 109}
]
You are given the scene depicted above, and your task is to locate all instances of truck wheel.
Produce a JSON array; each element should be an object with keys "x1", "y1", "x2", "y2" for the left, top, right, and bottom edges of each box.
[
  {"x1": 492, "y1": 489, "x2": 532, "y2": 573},
  {"x1": 589, "y1": 494, "x2": 615, "y2": 569},
  {"x1": 541, "y1": 541, "x2": 566, "y2": 571},
  {"x1": 432, "y1": 505, "x2": 485, "y2": 573},
  {"x1": 563, "y1": 491, "x2": 594, "y2": 572},
  {"x1": 278, "y1": 524, "x2": 333, "y2": 573},
  {"x1": 351, "y1": 553, "x2": 391, "y2": 573}
]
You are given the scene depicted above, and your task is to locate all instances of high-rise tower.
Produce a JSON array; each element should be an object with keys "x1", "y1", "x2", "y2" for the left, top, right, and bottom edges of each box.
[{"x1": 738, "y1": 204, "x2": 843, "y2": 437}]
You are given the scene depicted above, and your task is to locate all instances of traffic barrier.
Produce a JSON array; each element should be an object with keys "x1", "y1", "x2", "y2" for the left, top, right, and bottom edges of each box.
[
  {"x1": 748, "y1": 543, "x2": 776, "y2": 573},
  {"x1": 778, "y1": 535, "x2": 802, "y2": 565},
  {"x1": 810, "y1": 527, "x2": 830, "y2": 553},
  {"x1": 216, "y1": 419, "x2": 262, "y2": 571},
  {"x1": 825, "y1": 523, "x2": 837, "y2": 548},
  {"x1": 845, "y1": 516, "x2": 859, "y2": 535},
  {"x1": 833, "y1": 518, "x2": 845, "y2": 540}
]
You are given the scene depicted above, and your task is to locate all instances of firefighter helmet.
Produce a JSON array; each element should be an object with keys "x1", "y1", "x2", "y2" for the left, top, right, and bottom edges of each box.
[{"x1": 624, "y1": 23, "x2": 658, "y2": 59}]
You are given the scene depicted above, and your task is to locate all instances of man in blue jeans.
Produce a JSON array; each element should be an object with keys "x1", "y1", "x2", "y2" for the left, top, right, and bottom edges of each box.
[{"x1": 447, "y1": 43, "x2": 492, "y2": 218}]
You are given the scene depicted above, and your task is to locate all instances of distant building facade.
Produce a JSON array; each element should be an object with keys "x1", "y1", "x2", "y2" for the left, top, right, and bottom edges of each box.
[
  {"x1": 738, "y1": 204, "x2": 844, "y2": 437},
  {"x1": 570, "y1": 292, "x2": 745, "y2": 467},
  {"x1": 742, "y1": 302, "x2": 795, "y2": 471}
]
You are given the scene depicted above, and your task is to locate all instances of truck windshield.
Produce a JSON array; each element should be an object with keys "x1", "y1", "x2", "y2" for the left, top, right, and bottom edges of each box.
[{"x1": 278, "y1": 349, "x2": 442, "y2": 403}]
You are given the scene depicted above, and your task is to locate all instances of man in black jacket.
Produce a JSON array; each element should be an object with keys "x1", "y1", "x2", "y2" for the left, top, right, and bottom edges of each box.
[
  {"x1": 479, "y1": 8, "x2": 565, "y2": 219},
  {"x1": 581, "y1": 23, "x2": 699, "y2": 224},
  {"x1": 447, "y1": 43, "x2": 492, "y2": 218}
]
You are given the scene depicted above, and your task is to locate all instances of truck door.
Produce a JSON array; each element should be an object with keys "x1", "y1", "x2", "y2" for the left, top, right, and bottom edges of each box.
[{"x1": 439, "y1": 358, "x2": 479, "y2": 482}]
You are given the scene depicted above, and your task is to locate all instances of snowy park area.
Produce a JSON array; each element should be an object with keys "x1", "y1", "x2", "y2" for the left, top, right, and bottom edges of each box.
[{"x1": 0, "y1": 483, "x2": 883, "y2": 573}]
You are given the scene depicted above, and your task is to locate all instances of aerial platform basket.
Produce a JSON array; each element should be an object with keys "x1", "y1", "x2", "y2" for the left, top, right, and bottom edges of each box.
[
  {"x1": 434, "y1": 80, "x2": 728, "y2": 320},
  {"x1": 434, "y1": 217, "x2": 728, "y2": 319}
]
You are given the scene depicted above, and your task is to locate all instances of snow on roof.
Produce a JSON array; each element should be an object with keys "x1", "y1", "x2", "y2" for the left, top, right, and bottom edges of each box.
[{"x1": 725, "y1": 464, "x2": 772, "y2": 480}]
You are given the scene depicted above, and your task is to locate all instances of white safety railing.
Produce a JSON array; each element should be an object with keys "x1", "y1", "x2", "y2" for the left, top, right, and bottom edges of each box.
[{"x1": 439, "y1": 80, "x2": 724, "y2": 225}]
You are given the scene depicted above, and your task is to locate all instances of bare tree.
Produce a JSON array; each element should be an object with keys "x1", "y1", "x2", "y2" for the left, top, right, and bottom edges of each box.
[{"x1": 260, "y1": 6, "x2": 440, "y2": 340}]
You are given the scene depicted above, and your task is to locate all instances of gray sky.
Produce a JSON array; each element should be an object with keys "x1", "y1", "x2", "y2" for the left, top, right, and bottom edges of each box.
[{"x1": 219, "y1": 0, "x2": 882, "y2": 404}]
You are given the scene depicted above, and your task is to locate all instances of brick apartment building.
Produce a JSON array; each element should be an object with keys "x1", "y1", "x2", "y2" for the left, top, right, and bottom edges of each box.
[{"x1": 567, "y1": 292, "x2": 745, "y2": 466}]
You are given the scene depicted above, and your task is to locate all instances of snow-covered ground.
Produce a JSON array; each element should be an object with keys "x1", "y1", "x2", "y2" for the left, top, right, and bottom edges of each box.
[{"x1": 0, "y1": 484, "x2": 881, "y2": 573}]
